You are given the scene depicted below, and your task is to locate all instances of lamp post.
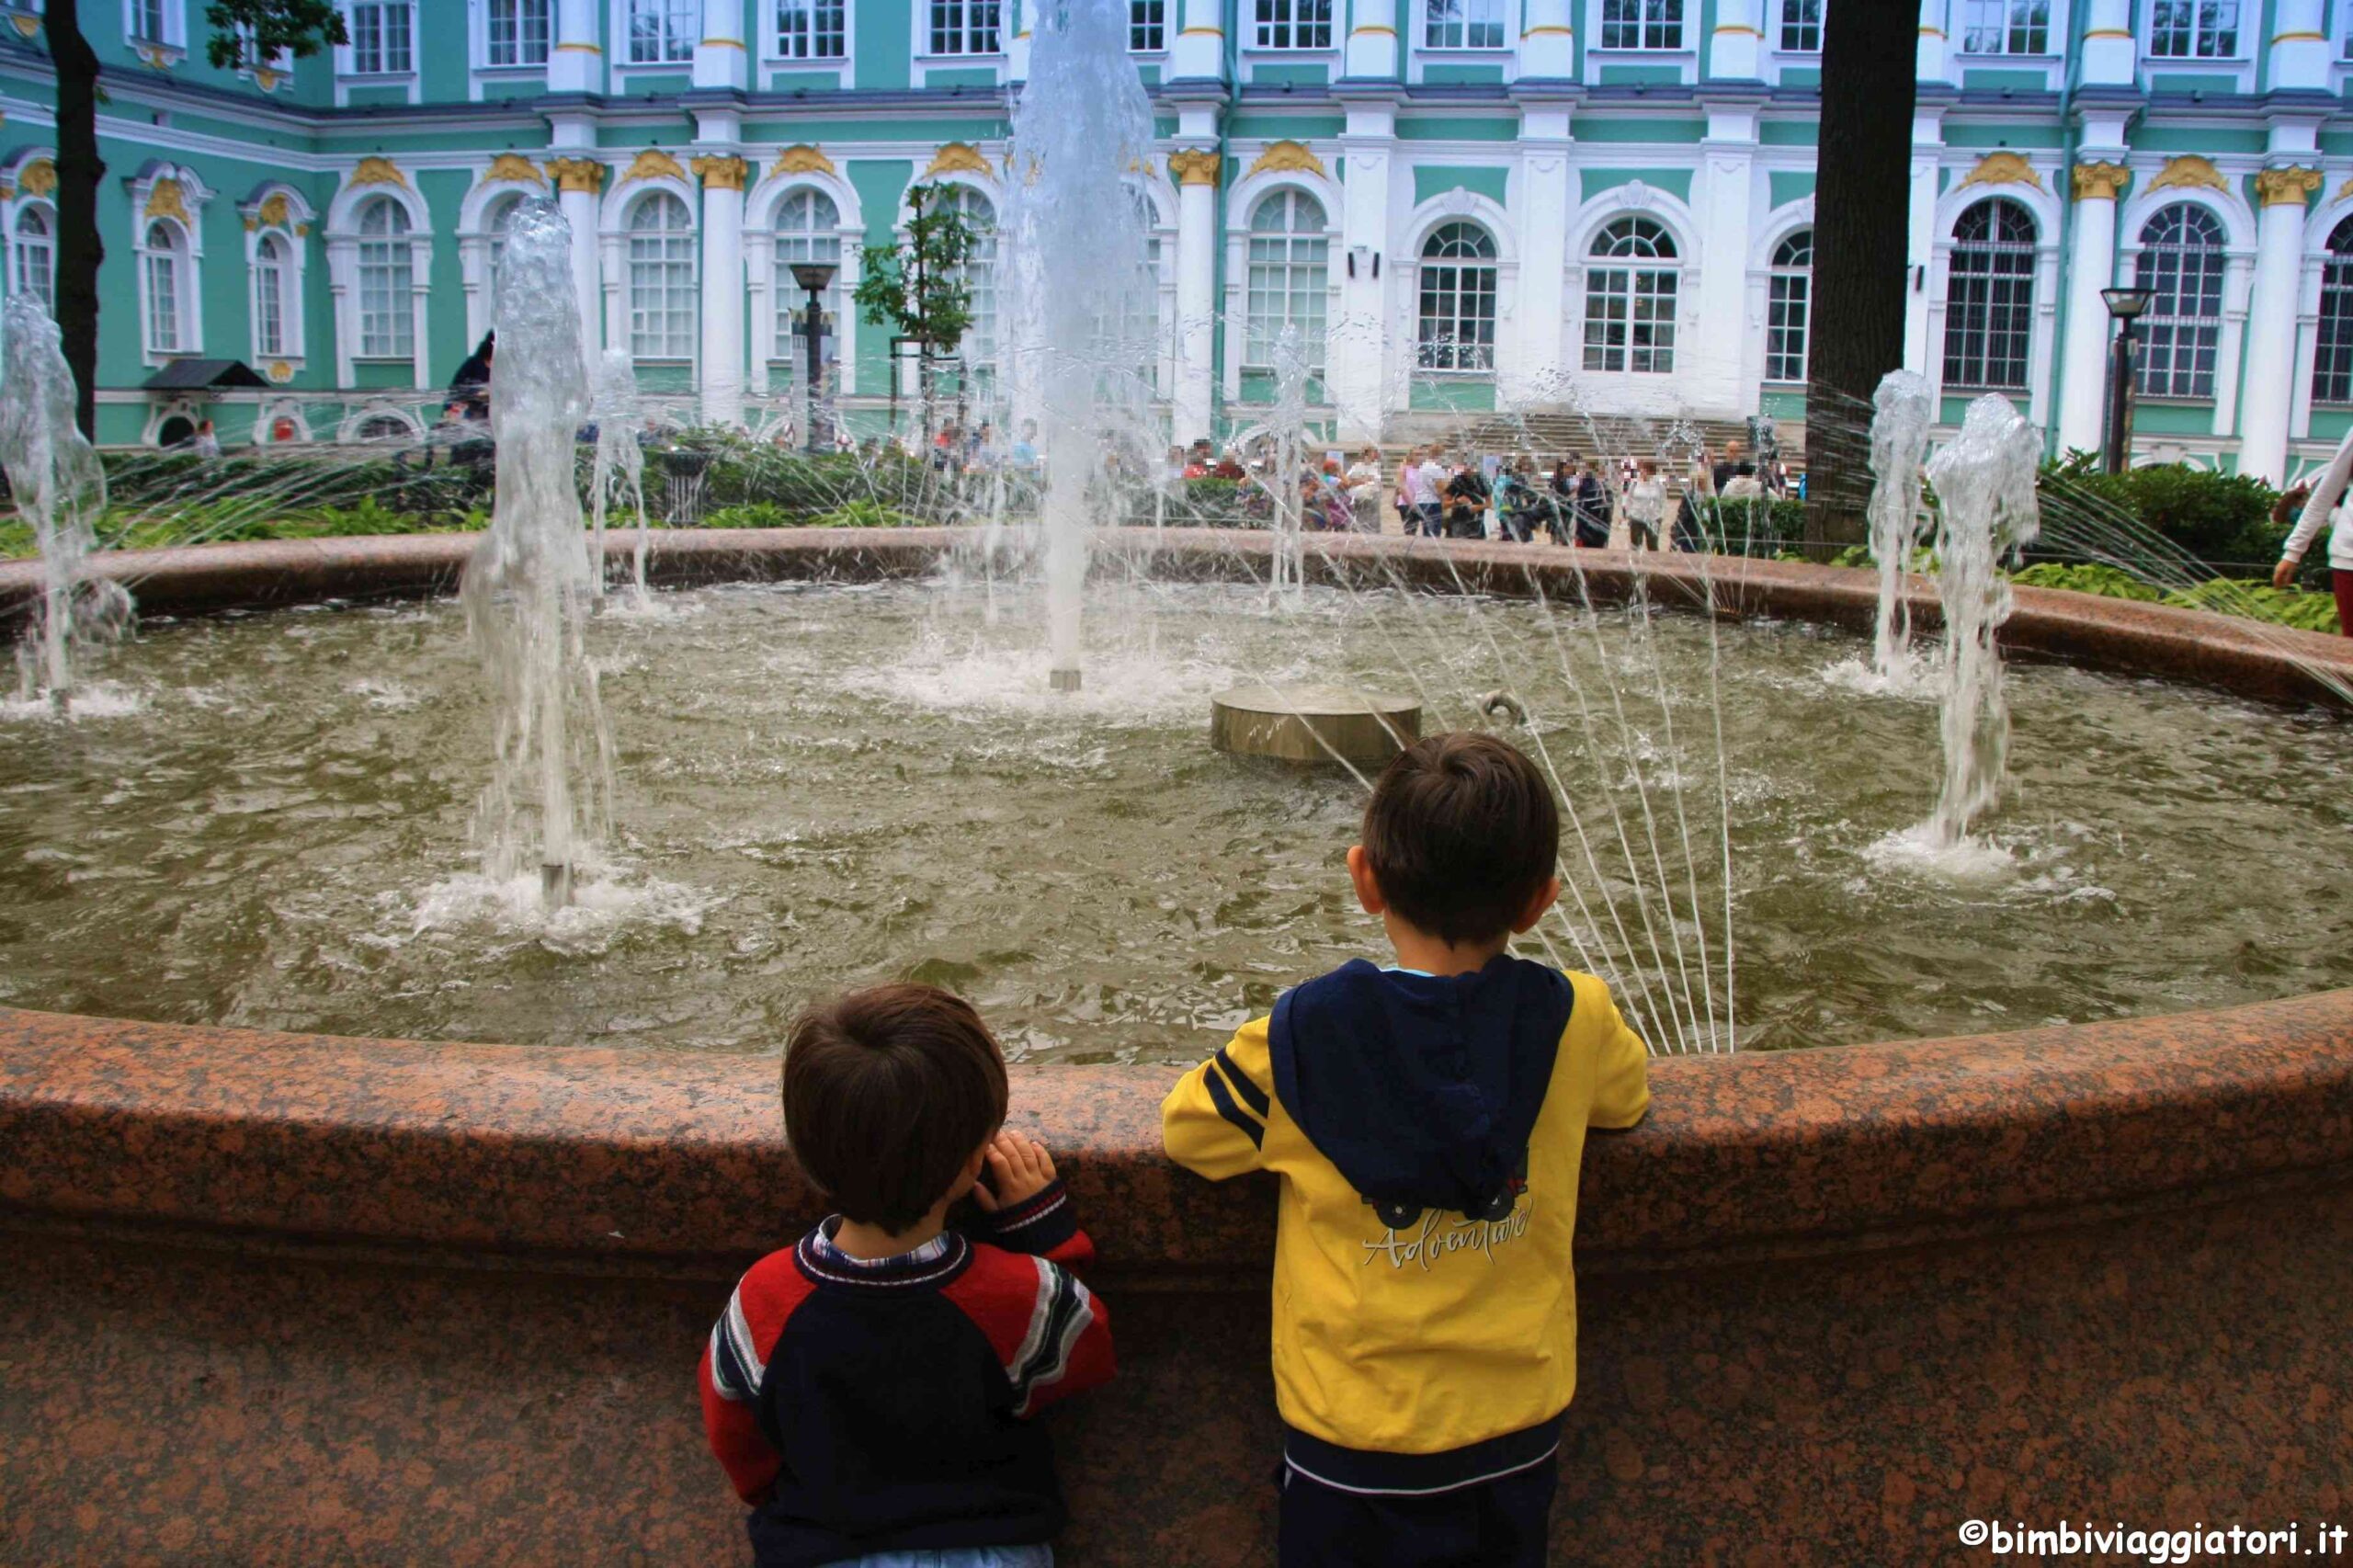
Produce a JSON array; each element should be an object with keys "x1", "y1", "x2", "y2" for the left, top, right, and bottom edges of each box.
[
  {"x1": 2099, "y1": 286, "x2": 2154, "y2": 476},
  {"x1": 790, "y1": 261, "x2": 839, "y2": 455}
]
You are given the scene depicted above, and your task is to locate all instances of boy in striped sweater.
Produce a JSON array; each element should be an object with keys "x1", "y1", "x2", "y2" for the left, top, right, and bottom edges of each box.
[{"x1": 699, "y1": 983, "x2": 1116, "y2": 1568}]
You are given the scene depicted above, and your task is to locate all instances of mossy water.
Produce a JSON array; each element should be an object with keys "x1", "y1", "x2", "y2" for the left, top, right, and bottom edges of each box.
[{"x1": 0, "y1": 576, "x2": 2345, "y2": 1061}]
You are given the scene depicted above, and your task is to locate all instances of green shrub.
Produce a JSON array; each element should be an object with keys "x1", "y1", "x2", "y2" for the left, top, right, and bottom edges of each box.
[
  {"x1": 700, "y1": 503, "x2": 806, "y2": 530},
  {"x1": 812, "y1": 498, "x2": 922, "y2": 529},
  {"x1": 2010, "y1": 562, "x2": 2164, "y2": 601},
  {"x1": 2039, "y1": 453, "x2": 2283, "y2": 568},
  {"x1": 2159, "y1": 579, "x2": 2343, "y2": 633}
]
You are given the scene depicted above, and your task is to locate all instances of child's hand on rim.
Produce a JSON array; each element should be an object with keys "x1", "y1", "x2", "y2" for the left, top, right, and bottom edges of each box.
[{"x1": 972, "y1": 1129, "x2": 1057, "y2": 1210}]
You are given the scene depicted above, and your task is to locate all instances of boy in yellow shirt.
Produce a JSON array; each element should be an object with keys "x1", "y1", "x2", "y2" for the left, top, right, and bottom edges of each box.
[{"x1": 1162, "y1": 732, "x2": 1650, "y2": 1567}]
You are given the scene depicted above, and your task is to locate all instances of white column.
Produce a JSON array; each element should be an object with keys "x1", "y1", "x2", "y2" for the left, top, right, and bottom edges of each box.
[
  {"x1": 2078, "y1": 0, "x2": 2136, "y2": 85},
  {"x1": 549, "y1": 156, "x2": 605, "y2": 358},
  {"x1": 1510, "y1": 106, "x2": 1572, "y2": 407},
  {"x1": 2056, "y1": 162, "x2": 2125, "y2": 457},
  {"x1": 694, "y1": 154, "x2": 748, "y2": 426},
  {"x1": 548, "y1": 0, "x2": 601, "y2": 91},
  {"x1": 1706, "y1": 0, "x2": 1761, "y2": 78},
  {"x1": 693, "y1": 0, "x2": 749, "y2": 88},
  {"x1": 1170, "y1": 146, "x2": 1221, "y2": 443},
  {"x1": 1344, "y1": 0, "x2": 1397, "y2": 79},
  {"x1": 1517, "y1": 0, "x2": 1573, "y2": 77},
  {"x1": 2268, "y1": 0, "x2": 2329, "y2": 93},
  {"x1": 1171, "y1": 0, "x2": 1224, "y2": 80},
  {"x1": 1335, "y1": 107, "x2": 1397, "y2": 438},
  {"x1": 1915, "y1": 0, "x2": 1952, "y2": 85},
  {"x1": 1903, "y1": 109, "x2": 1943, "y2": 379},
  {"x1": 1695, "y1": 105, "x2": 1757, "y2": 415},
  {"x1": 2240, "y1": 166, "x2": 2321, "y2": 484}
]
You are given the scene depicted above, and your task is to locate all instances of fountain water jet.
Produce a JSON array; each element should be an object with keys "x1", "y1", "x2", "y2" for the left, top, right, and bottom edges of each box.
[
  {"x1": 0, "y1": 295, "x2": 125, "y2": 708},
  {"x1": 1001, "y1": 0, "x2": 1158, "y2": 692},
  {"x1": 459, "y1": 198, "x2": 613, "y2": 908},
  {"x1": 1920, "y1": 393, "x2": 2042, "y2": 848},
  {"x1": 1866, "y1": 369, "x2": 1933, "y2": 681},
  {"x1": 589, "y1": 347, "x2": 650, "y2": 603}
]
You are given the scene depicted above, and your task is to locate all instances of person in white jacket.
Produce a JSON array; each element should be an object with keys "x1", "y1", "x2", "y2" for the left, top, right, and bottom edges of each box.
[{"x1": 2270, "y1": 428, "x2": 2353, "y2": 635}]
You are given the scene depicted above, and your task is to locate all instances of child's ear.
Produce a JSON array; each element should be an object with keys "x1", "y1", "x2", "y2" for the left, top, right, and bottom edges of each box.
[
  {"x1": 1511, "y1": 875, "x2": 1561, "y2": 935},
  {"x1": 1346, "y1": 846, "x2": 1386, "y2": 915}
]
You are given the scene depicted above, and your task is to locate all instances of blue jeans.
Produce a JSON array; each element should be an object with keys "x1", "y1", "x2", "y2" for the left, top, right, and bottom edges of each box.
[{"x1": 842, "y1": 1550, "x2": 1053, "y2": 1568}]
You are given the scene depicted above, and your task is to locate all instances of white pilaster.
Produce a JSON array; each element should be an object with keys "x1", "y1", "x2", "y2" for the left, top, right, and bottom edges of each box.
[
  {"x1": 1344, "y1": 0, "x2": 1397, "y2": 79},
  {"x1": 1915, "y1": 0, "x2": 1952, "y2": 85},
  {"x1": 1510, "y1": 105, "x2": 1572, "y2": 407},
  {"x1": 1697, "y1": 103, "x2": 1757, "y2": 414},
  {"x1": 694, "y1": 149, "x2": 748, "y2": 426},
  {"x1": 1517, "y1": 0, "x2": 1573, "y2": 78},
  {"x1": 692, "y1": 0, "x2": 749, "y2": 88},
  {"x1": 1171, "y1": 0, "x2": 1224, "y2": 79},
  {"x1": 1335, "y1": 103, "x2": 1398, "y2": 437},
  {"x1": 548, "y1": 0, "x2": 602, "y2": 92},
  {"x1": 1903, "y1": 108, "x2": 1944, "y2": 379},
  {"x1": 2078, "y1": 0, "x2": 2136, "y2": 85},
  {"x1": 2056, "y1": 162, "x2": 2125, "y2": 458},
  {"x1": 1706, "y1": 0, "x2": 1761, "y2": 78},
  {"x1": 2268, "y1": 0, "x2": 2329, "y2": 93},
  {"x1": 1170, "y1": 143, "x2": 1221, "y2": 442},
  {"x1": 549, "y1": 145, "x2": 605, "y2": 358},
  {"x1": 2240, "y1": 167, "x2": 2322, "y2": 483}
]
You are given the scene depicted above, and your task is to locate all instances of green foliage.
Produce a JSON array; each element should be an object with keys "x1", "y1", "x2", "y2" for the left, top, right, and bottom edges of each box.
[
  {"x1": 2039, "y1": 452, "x2": 2285, "y2": 567},
  {"x1": 202, "y1": 0, "x2": 347, "y2": 70},
  {"x1": 699, "y1": 503, "x2": 804, "y2": 530},
  {"x1": 812, "y1": 499, "x2": 923, "y2": 529},
  {"x1": 854, "y1": 182, "x2": 979, "y2": 360},
  {"x1": 2009, "y1": 562, "x2": 2164, "y2": 602},
  {"x1": 2159, "y1": 579, "x2": 2344, "y2": 634}
]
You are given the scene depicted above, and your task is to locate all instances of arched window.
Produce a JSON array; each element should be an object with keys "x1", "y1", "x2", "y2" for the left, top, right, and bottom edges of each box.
[
  {"x1": 253, "y1": 232, "x2": 291, "y2": 358},
  {"x1": 1941, "y1": 198, "x2": 2035, "y2": 392},
  {"x1": 2313, "y1": 217, "x2": 2353, "y2": 406},
  {"x1": 13, "y1": 205, "x2": 53, "y2": 315},
  {"x1": 482, "y1": 194, "x2": 525, "y2": 326},
  {"x1": 938, "y1": 186, "x2": 995, "y2": 373},
  {"x1": 1417, "y1": 222, "x2": 1497, "y2": 372},
  {"x1": 627, "y1": 192, "x2": 697, "y2": 360},
  {"x1": 356, "y1": 198, "x2": 414, "y2": 358},
  {"x1": 1245, "y1": 189, "x2": 1327, "y2": 373},
  {"x1": 2133, "y1": 202, "x2": 2225, "y2": 400},
  {"x1": 773, "y1": 187, "x2": 842, "y2": 372},
  {"x1": 1765, "y1": 228, "x2": 1812, "y2": 384},
  {"x1": 1583, "y1": 216, "x2": 1677, "y2": 374},
  {"x1": 1120, "y1": 185, "x2": 1165, "y2": 385},
  {"x1": 143, "y1": 221, "x2": 186, "y2": 354}
]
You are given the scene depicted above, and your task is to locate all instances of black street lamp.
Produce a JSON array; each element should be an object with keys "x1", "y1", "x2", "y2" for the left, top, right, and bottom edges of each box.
[
  {"x1": 2100, "y1": 286, "x2": 2154, "y2": 476},
  {"x1": 790, "y1": 261, "x2": 839, "y2": 455}
]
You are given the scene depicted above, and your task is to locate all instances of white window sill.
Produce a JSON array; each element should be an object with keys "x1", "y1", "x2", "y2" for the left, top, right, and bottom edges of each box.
[
  {"x1": 338, "y1": 71, "x2": 418, "y2": 81},
  {"x1": 767, "y1": 53, "x2": 849, "y2": 66},
  {"x1": 1242, "y1": 43, "x2": 1338, "y2": 54},
  {"x1": 473, "y1": 60, "x2": 550, "y2": 74},
  {"x1": 1951, "y1": 49, "x2": 2059, "y2": 61},
  {"x1": 616, "y1": 57, "x2": 697, "y2": 69},
  {"x1": 1587, "y1": 43, "x2": 1689, "y2": 57},
  {"x1": 1417, "y1": 45, "x2": 1511, "y2": 55}
]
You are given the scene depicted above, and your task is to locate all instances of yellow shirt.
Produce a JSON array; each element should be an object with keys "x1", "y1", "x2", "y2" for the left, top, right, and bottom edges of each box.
[{"x1": 1162, "y1": 966, "x2": 1648, "y2": 1483}]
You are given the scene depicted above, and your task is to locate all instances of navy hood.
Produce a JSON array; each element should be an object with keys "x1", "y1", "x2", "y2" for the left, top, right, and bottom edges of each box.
[{"x1": 1267, "y1": 955, "x2": 1573, "y2": 1221}]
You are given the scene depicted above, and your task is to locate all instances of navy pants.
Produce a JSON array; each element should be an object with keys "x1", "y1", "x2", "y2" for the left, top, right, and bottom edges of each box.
[{"x1": 1277, "y1": 1460, "x2": 1559, "y2": 1568}]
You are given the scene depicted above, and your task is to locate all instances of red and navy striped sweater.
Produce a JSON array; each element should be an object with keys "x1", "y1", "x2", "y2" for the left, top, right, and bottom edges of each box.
[{"x1": 698, "y1": 1181, "x2": 1116, "y2": 1568}]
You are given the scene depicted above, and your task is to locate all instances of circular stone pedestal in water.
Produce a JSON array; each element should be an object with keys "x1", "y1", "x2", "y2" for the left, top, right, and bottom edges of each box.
[{"x1": 1210, "y1": 684, "x2": 1422, "y2": 767}]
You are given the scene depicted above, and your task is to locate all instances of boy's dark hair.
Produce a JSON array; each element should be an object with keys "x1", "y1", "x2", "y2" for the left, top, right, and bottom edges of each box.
[
  {"x1": 1361, "y1": 733, "x2": 1560, "y2": 947},
  {"x1": 784, "y1": 983, "x2": 1008, "y2": 1233}
]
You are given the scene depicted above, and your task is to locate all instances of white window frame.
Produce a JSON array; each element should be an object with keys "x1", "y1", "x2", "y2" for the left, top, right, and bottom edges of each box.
[
  {"x1": 1423, "y1": 0, "x2": 1506, "y2": 51},
  {"x1": 1582, "y1": 214, "x2": 1679, "y2": 375},
  {"x1": 921, "y1": 0, "x2": 1002, "y2": 56},
  {"x1": 1594, "y1": 0, "x2": 1681, "y2": 51},
  {"x1": 771, "y1": 0, "x2": 849, "y2": 62},
  {"x1": 137, "y1": 219, "x2": 194, "y2": 357},
  {"x1": 1775, "y1": 0, "x2": 1821, "y2": 52},
  {"x1": 1939, "y1": 197, "x2": 2038, "y2": 393},
  {"x1": 10, "y1": 199, "x2": 55, "y2": 317},
  {"x1": 126, "y1": 168, "x2": 208, "y2": 367},
  {"x1": 2147, "y1": 0, "x2": 2240, "y2": 60},
  {"x1": 622, "y1": 0, "x2": 697, "y2": 64},
  {"x1": 1764, "y1": 228, "x2": 1811, "y2": 385},
  {"x1": 123, "y1": 0, "x2": 182, "y2": 47},
  {"x1": 767, "y1": 186, "x2": 845, "y2": 373},
  {"x1": 623, "y1": 189, "x2": 699, "y2": 361},
  {"x1": 1415, "y1": 221, "x2": 1499, "y2": 375},
  {"x1": 1954, "y1": 0, "x2": 2054, "y2": 56},
  {"x1": 339, "y1": 0, "x2": 416, "y2": 74},
  {"x1": 353, "y1": 198, "x2": 417, "y2": 359},
  {"x1": 2313, "y1": 215, "x2": 2353, "y2": 408},
  {"x1": 2132, "y1": 201, "x2": 2227, "y2": 402},
  {"x1": 1244, "y1": 187, "x2": 1329, "y2": 375},
  {"x1": 479, "y1": 0, "x2": 552, "y2": 69},
  {"x1": 324, "y1": 176, "x2": 431, "y2": 389},
  {"x1": 240, "y1": 186, "x2": 313, "y2": 376},
  {"x1": 1129, "y1": 0, "x2": 1166, "y2": 51},
  {"x1": 1249, "y1": 0, "x2": 1333, "y2": 51}
]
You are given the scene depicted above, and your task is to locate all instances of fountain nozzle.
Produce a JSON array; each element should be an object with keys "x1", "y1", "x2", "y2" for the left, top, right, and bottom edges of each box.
[
  {"x1": 1050, "y1": 668, "x2": 1083, "y2": 694},
  {"x1": 541, "y1": 860, "x2": 573, "y2": 909}
]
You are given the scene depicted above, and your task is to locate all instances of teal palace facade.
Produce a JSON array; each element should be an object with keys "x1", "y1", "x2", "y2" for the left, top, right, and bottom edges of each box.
[{"x1": 3, "y1": 0, "x2": 2353, "y2": 479}]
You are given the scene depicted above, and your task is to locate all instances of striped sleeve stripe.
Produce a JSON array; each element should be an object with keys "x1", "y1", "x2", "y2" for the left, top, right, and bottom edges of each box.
[
  {"x1": 1214, "y1": 1046, "x2": 1270, "y2": 1118},
  {"x1": 989, "y1": 1186, "x2": 1068, "y2": 1233},
  {"x1": 708, "y1": 1286, "x2": 765, "y2": 1403},
  {"x1": 1009, "y1": 1259, "x2": 1096, "y2": 1418},
  {"x1": 1202, "y1": 1061, "x2": 1265, "y2": 1148}
]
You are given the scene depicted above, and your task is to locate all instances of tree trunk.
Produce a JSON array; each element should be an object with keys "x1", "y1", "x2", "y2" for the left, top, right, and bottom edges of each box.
[
  {"x1": 1803, "y1": 0, "x2": 1917, "y2": 553},
  {"x1": 49, "y1": 0, "x2": 105, "y2": 440}
]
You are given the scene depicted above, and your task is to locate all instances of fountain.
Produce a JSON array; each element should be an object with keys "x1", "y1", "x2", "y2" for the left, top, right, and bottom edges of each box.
[
  {"x1": 1919, "y1": 393, "x2": 2042, "y2": 849},
  {"x1": 1266, "y1": 323, "x2": 1311, "y2": 601},
  {"x1": 1865, "y1": 369, "x2": 1933, "y2": 681},
  {"x1": 589, "y1": 347, "x2": 651, "y2": 604},
  {"x1": 1001, "y1": 0, "x2": 1158, "y2": 693},
  {"x1": 458, "y1": 198, "x2": 612, "y2": 908},
  {"x1": 0, "y1": 295, "x2": 125, "y2": 707}
]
